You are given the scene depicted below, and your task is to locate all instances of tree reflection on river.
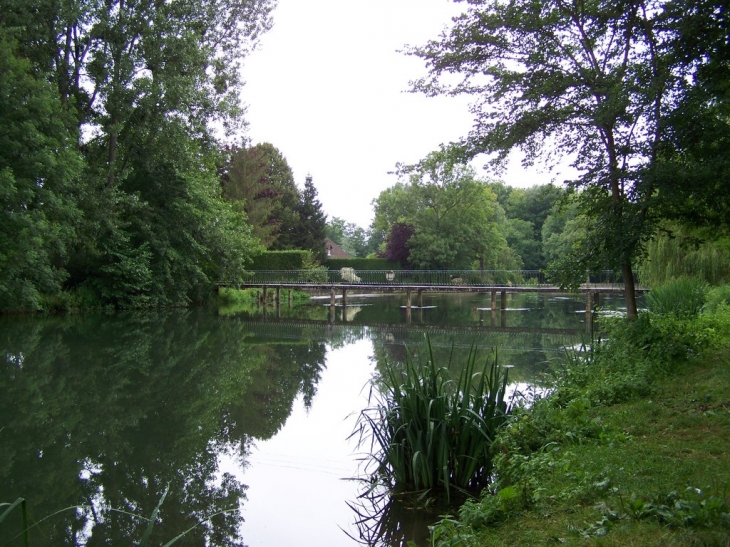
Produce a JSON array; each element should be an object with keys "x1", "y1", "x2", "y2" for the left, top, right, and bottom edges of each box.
[{"x1": 0, "y1": 292, "x2": 627, "y2": 546}]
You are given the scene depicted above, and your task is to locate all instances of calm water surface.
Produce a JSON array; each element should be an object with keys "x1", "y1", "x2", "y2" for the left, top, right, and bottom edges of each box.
[{"x1": 0, "y1": 291, "x2": 631, "y2": 546}]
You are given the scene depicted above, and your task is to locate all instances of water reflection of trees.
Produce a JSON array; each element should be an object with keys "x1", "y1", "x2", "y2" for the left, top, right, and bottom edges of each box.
[{"x1": 0, "y1": 310, "x2": 326, "y2": 546}]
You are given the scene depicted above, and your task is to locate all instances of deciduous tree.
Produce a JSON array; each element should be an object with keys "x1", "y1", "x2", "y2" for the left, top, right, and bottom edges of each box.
[
  {"x1": 374, "y1": 149, "x2": 512, "y2": 270},
  {"x1": 409, "y1": 0, "x2": 680, "y2": 316},
  {"x1": 221, "y1": 143, "x2": 299, "y2": 247}
]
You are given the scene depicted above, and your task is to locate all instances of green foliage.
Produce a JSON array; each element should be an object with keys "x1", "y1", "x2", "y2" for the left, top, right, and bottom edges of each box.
[
  {"x1": 408, "y1": 0, "x2": 696, "y2": 316},
  {"x1": 704, "y1": 285, "x2": 730, "y2": 314},
  {"x1": 503, "y1": 219, "x2": 533, "y2": 270},
  {"x1": 0, "y1": 0, "x2": 274, "y2": 311},
  {"x1": 0, "y1": 29, "x2": 82, "y2": 312},
  {"x1": 496, "y1": 184, "x2": 566, "y2": 270},
  {"x1": 325, "y1": 217, "x2": 373, "y2": 258},
  {"x1": 220, "y1": 143, "x2": 298, "y2": 248},
  {"x1": 323, "y1": 258, "x2": 401, "y2": 271},
  {"x1": 287, "y1": 175, "x2": 327, "y2": 261},
  {"x1": 646, "y1": 277, "x2": 708, "y2": 317},
  {"x1": 248, "y1": 250, "x2": 315, "y2": 271},
  {"x1": 624, "y1": 486, "x2": 730, "y2": 529},
  {"x1": 355, "y1": 338, "x2": 511, "y2": 500},
  {"x1": 639, "y1": 229, "x2": 730, "y2": 286},
  {"x1": 424, "y1": 301, "x2": 730, "y2": 545},
  {"x1": 373, "y1": 149, "x2": 512, "y2": 270}
]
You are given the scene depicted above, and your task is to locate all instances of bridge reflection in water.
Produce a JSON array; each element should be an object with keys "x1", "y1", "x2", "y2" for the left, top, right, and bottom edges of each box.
[{"x1": 231, "y1": 318, "x2": 583, "y2": 354}]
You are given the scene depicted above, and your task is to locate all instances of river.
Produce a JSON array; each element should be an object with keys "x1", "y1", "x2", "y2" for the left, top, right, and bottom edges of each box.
[{"x1": 0, "y1": 290, "x2": 632, "y2": 546}]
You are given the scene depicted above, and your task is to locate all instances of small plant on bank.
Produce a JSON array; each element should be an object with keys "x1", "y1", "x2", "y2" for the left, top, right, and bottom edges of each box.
[
  {"x1": 354, "y1": 338, "x2": 512, "y2": 501},
  {"x1": 646, "y1": 277, "x2": 707, "y2": 316}
]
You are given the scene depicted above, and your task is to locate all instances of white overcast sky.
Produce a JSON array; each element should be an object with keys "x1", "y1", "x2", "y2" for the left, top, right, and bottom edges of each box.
[{"x1": 239, "y1": 0, "x2": 572, "y2": 228}]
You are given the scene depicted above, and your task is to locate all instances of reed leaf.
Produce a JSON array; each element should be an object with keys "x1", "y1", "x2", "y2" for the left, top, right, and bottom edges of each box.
[{"x1": 0, "y1": 498, "x2": 29, "y2": 547}]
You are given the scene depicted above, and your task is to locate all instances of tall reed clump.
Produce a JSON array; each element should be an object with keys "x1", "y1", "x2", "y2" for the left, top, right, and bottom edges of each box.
[
  {"x1": 355, "y1": 339, "x2": 511, "y2": 500},
  {"x1": 646, "y1": 277, "x2": 707, "y2": 316}
]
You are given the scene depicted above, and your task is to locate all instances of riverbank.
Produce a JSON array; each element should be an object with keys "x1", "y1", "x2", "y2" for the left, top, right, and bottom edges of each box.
[{"x1": 429, "y1": 304, "x2": 730, "y2": 546}]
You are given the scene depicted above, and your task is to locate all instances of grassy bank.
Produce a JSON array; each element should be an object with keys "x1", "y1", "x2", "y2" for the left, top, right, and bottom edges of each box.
[
  {"x1": 428, "y1": 283, "x2": 730, "y2": 546},
  {"x1": 217, "y1": 287, "x2": 310, "y2": 315}
]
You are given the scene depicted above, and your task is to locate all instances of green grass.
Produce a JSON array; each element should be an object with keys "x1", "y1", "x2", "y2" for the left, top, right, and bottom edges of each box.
[
  {"x1": 355, "y1": 338, "x2": 511, "y2": 501},
  {"x1": 646, "y1": 277, "x2": 708, "y2": 316},
  {"x1": 426, "y1": 295, "x2": 730, "y2": 547}
]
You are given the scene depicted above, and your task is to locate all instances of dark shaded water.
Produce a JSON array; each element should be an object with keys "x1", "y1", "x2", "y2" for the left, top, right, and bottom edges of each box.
[{"x1": 0, "y1": 292, "x2": 630, "y2": 546}]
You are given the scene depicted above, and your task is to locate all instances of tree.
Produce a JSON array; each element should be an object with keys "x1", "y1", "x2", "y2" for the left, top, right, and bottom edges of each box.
[
  {"x1": 290, "y1": 175, "x2": 327, "y2": 261},
  {"x1": 499, "y1": 185, "x2": 566, "y2": 269},
  {"x1": 383, "y1": 223, "x2": 415, "y2": 267},
  {"x1": 0, "y1": 0, "x2": 274, "y2": 308},
  {"x1": 373, "y1": 149, "x2": 512, "y2": 270},
  {"x1": 221, "y1": 143, "x2": 299, "y2": 247},
  {"x1": 653, "y1": 0, "x2": 730, "y2": 232},
  {"x1": 504, "y1": 219, "x2": 537, "y2": 270},
  {"x1": 325, "y1": 217, "x2": 371, "y2": 258},
  {"x1": 542, "y1": 199, "x2": 588, "y2": 273},
  {"x1": 409, "y1": 0, "x2": 681, "y2": 316},
  {"x1": 0, "y1": 30, "x2": 82, "y2": 311}
]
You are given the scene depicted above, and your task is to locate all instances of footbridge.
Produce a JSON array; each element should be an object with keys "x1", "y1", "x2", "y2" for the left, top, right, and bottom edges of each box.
[{"x1": 219, "y1": 269, "x2": 644, "y2": 320}]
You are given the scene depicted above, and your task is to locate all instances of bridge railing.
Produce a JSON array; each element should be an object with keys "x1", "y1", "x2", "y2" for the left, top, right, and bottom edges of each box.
[{"x1": 232, "y1": 269, "x2": 622, "y2": 287}]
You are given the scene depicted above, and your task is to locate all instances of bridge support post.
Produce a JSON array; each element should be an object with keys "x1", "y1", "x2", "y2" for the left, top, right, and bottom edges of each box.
[
  {"x1": 418, "y1": 289, "x2": 423, "y2": 308},
  {"x1": 491, "y1": 290, "x2": 497, "y2": 311},
  {"x1": 585, "y1": 291, "x2": 600, "y2": 334},
  {"x1": 262, "y1": 288, "x2": 268, "y2": 319},
  {"x1": 406, "y1": 288, "x2": 412, "y2": 323},
  {"x1": 585, "y1": 292, "x2": 593, "y2": 333},
  {"x1": 329, "y1": 287, "x2": 336, "y2": 323},
  {"x1": 275, "y1": 287, "x2": 281, "y2": 308},
  {"x1": 342, "y1": 288, "x2": 347, "y2": 310},
  {"x1": 500, "y1": 290, "x2": 507, "y2": 310}
]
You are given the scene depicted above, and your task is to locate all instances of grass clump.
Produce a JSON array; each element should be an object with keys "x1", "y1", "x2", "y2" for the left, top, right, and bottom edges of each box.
[
  {"x1": 646, "y1": 277, "x2": 707, "y2": 316},
  {"x1": 355, "y1": 338, "x2": 511, "y2": 501}
]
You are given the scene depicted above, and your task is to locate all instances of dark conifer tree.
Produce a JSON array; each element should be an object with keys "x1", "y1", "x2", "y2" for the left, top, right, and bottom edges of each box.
[{"x1": 292, "y1": 175, "x2": 327, "y2": 261}]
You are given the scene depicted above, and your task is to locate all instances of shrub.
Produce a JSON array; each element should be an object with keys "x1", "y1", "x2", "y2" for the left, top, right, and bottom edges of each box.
[
  {"x1": 704, "y1": 284, "x2": 730, "y2": 314},
  {"x1": 323, "y1": 258, "x2": 401, "y2": 271},
  {"x1": 248, "y1": 250, "x2": 314, "y2": 270}
]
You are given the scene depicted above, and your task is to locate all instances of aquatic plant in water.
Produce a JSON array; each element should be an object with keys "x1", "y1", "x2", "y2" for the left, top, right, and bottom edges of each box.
[{"x1": 354, "y1": 337, "x2": 511, "y2": 500}]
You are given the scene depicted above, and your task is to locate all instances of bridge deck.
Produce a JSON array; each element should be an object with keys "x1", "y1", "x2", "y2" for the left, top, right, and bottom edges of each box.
[{"x1": 223, "y1": 282, "x2": 641, "y2": 294}]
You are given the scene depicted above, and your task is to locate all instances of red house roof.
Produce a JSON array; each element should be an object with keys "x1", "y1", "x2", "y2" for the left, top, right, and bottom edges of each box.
[{"x1": 324, "y1": 237, "x2": 351, "y2": 259}]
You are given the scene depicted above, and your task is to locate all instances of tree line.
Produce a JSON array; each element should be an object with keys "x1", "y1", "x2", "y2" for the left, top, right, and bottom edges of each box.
[
  {"x1": 403, "y1": 0, "x2": 729, "y2": 317},
  {"x1": 0, "y1": 0, "x2": 333, "y2": 312},
  {"x1": 323, "y1": 0, "x2": 730, "y2": 317},
  {"x1": 2, "y1": 0, "x2": 728, "y2": 317}
]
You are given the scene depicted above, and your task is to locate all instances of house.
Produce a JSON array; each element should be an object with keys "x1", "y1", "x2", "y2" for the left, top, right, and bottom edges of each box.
[{"x1": 324, "y1": 237, "x2": 351, "y2": 258}]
